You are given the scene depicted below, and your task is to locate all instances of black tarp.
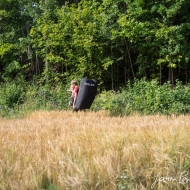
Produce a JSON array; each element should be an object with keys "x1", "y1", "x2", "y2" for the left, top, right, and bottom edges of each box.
[{"x1": 75, "y1": 78, "x2": 97, "y2": 110}]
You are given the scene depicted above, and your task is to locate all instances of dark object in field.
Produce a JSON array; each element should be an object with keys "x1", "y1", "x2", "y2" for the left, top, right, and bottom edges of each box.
[{"x1": 75, "y1": 78, "x2": 97, "y2": 110}]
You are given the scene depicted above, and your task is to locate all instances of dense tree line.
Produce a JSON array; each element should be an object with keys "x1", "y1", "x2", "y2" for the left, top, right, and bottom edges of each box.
[{"x1": 1, "y1": 0, "x2": 190, "y2": 90}]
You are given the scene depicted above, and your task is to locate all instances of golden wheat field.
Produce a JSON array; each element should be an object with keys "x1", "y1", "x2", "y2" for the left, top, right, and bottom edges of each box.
[{"x1": 1, "y1": 111, "x2": 190, "y2": 190}]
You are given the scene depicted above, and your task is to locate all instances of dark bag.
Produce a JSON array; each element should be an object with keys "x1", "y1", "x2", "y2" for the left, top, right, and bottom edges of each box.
[{"x1": 75, "y1": 78, "x2": 97, "y2": 110}]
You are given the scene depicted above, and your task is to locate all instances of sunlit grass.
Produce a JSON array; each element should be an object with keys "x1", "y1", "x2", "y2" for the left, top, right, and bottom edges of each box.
[{"x1": 0, "y1": 111, "x2": 190, "y2": 189}]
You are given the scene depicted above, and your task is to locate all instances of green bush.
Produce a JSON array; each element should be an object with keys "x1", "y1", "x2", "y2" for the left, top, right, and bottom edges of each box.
[
  {"x1": 92, "y1": 78, "x2": 190, "y2": 116},
  {"x1": 0, "y1": 83, "x2": 24, "y2": 108},
  {"x1": 23, "y1": 83, "x2": 70, "y2": 111},
  {"x1": 0, "y1": 81, "x2": 71, "y2": 118},
  {"x1": 1, "y1": 78, "x2": 190, "y2": 118}
]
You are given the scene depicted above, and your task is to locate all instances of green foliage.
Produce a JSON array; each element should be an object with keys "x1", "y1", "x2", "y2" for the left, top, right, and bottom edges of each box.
[
  {"x1": 23, "y1": 82, "x2": 70, "y2": 111},
  {"x1": 39, "y1": 174, "x2": 58, "y2": 190},
  {"x1": 0, "y1": 81, "x2": 25, "y2": 118},
  {"x1": 1, "y1": 0, "x2": 190, "y2": 101},
  {"x1": 0, "y1": 81, "x2": 71, "y2": 118},
  {"x1": 0, "y1": 82, "x2": 25, "y2": 108},
  {"x1": 116, "y1": 172, "x2": 135, "y2": 190},
  {"x1": 91, "y1": 90, "x2": 115, "y2": 112},
  {"x1": 92, "y1": 79, "x2": 190, "y2": 116},
  {"x1": 1, "y1": 78, "x2": 190, "y2": 118}
]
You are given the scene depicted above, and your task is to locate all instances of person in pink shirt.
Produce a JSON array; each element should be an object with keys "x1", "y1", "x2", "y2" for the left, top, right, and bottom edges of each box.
[{"x1": 67, "y1": 80, "x2": 79, "y2": 112}]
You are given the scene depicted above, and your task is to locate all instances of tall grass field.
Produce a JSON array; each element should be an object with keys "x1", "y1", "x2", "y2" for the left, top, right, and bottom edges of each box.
[{"x1": 1, "y1": 111, "x2": 190, "y2": 190}]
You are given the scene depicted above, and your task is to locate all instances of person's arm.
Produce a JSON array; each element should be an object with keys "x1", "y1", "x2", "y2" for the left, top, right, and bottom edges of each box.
[{"x1": 67, "y1": 85, "x2": 72, "y2": 92}]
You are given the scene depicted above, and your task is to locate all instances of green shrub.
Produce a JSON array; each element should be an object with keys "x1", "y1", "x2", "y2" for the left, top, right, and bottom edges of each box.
[
  {"x1": 0, "y1": 83, "x2": 24, "y2": 108},
  {"x1": 92, "y1": 78, "x2": 190, "y2": 116},
  {"x1": 1, "y1": 78, "x2": 190, "y2": 118},
  {"x1": 0, "y1": 81, "x2": 71, "y2": 118},
  {"x1": 23, "y1": 83, "x2": 70, "y2": 111}
]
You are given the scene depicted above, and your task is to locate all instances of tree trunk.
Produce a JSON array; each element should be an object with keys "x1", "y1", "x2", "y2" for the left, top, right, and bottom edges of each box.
[
  {"x1": 125, "y1": 40, "x2": 135, "y2": 80},
  {"x1": 185, "y1": 70, "x2": 188, "y2": 84},
  {"x1": 159, "y1": 64, "x2": 162, "y2": 85},
  {"x1": 168, "y1": 67, "x2": 174, "y2": 87},
  {"x1": 111, "y1": 64, "x2": 114, "y2": 90},
  {"x1": 35, "y1": 53, "x2": 39, "y2": 75},
  {"x1": 171, "y1": 67, "x2": 174, "y2": 87},
  {"x1": 123, "y1": 67, "x2": 127, "y2": 86},
  {"x1": 45, "y1": 58, "x2": 49, "y2": 83}
]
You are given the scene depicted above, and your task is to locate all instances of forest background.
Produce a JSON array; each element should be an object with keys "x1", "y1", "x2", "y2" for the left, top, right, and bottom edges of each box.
[{"x1": 1, "y1": 0, "x2": 190, "y2": 117}]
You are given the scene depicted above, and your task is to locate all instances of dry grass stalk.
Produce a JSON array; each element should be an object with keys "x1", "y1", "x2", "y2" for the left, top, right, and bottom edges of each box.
[{"x1": 0, "y1": 111, "x2": 190, "y2": 189}]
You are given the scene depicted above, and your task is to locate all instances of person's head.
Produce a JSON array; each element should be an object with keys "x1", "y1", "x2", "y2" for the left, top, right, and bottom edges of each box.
[{"x1": 71, "y1": 80, "x2": 77, "y2": 88}]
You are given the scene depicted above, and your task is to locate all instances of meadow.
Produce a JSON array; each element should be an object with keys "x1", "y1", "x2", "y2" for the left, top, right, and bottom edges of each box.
[{"x1": 1, "y1": 110, "x2": 190, "y2": 190}]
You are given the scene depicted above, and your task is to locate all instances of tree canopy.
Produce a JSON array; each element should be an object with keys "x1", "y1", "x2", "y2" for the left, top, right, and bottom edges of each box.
[{"x1": 1, "y1": 0, "x2": 190, "y2": 89}]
